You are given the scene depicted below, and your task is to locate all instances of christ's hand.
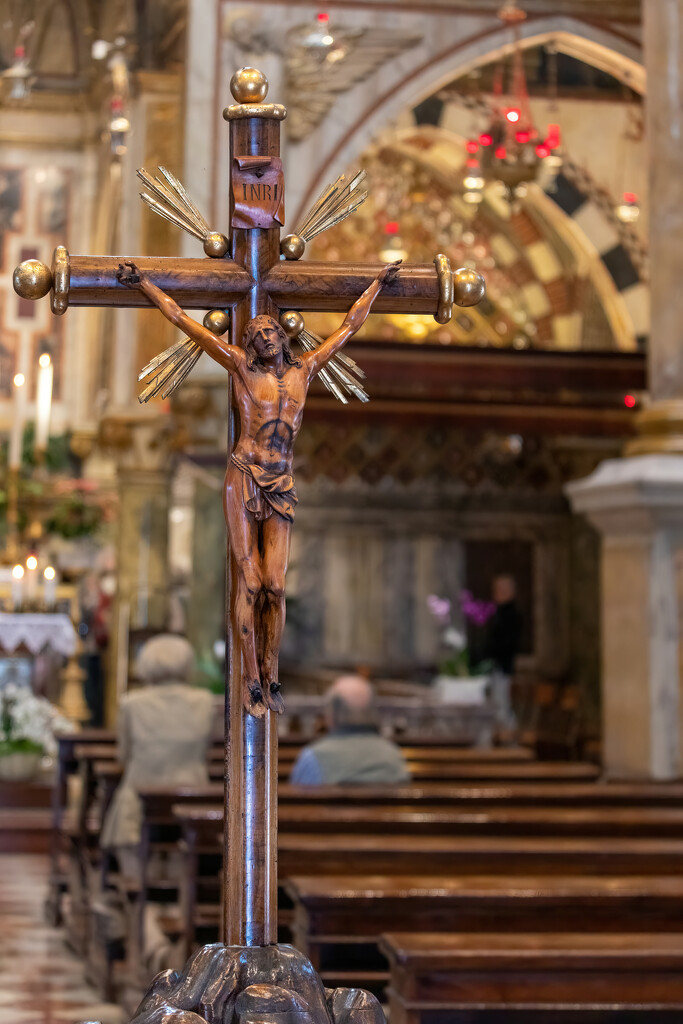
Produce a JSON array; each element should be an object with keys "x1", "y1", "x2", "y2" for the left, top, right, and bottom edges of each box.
[
  {"x1": 116, "y1": 261, "x2": 142, "y2": 288},
  {"x1": 377, "y1": 259, "x2": 402, "y2": 286}
]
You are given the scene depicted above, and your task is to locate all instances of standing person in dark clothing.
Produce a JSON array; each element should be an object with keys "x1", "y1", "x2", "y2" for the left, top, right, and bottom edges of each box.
[{"x1": 486, "y1": 574, "x2": 523, "y2": 737}]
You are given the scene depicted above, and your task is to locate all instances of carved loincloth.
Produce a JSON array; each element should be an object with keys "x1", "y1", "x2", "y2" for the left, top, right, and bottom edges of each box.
[{"x1": 231, "y1": 452, "x2": 298, "y2": 523}]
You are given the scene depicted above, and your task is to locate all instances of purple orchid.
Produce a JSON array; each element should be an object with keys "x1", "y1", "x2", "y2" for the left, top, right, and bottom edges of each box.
[
  {"x1": 460, "y1": 589, "x2": 497, "y2": 628},
  {"x1": 427, "y1": 594, "x2": 451, "y2": 624}
]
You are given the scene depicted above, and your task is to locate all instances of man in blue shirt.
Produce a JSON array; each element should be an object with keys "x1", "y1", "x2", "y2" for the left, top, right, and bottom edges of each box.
[{"x1": 289, "y1": 675, "x2": 410, "y2": 786}]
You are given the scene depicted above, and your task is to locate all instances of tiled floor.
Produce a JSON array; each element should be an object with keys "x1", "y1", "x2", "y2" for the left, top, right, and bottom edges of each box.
[{"x1": 0, "y1": 855, "x2": 124, "y2": 1024}]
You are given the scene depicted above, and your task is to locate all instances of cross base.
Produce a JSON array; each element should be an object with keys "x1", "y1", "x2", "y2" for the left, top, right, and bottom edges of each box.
[{"x1": 128, "y1": 943, "x2": 385, "y2": 1024}]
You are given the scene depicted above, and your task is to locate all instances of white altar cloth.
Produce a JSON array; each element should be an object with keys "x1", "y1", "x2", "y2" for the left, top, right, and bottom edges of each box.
[{"x1": 0, "y1": 614, "x2": 77, "y2": 657}]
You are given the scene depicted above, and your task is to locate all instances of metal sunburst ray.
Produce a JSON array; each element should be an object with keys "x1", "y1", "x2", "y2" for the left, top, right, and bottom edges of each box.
[
  {"x1": 298, "y1": 328, "x2": 369, "y2": 404},
  {"x1": 137, "y1": 336, "x2": 200, "y2": 403},
  {"x1": 137, "y1": 166, "x2": 228, "y2": 255},
  {"x1": 294, "y1": 170, "x2": 368, "y2": 243}
]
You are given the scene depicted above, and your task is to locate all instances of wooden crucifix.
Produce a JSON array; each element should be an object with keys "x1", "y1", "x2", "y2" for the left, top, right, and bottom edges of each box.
[{"x1": 13, "y1": 66, "x2": 484, "y2": 1017}]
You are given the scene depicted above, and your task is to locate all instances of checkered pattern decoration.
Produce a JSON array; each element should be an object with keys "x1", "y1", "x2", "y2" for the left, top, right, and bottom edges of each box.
[{"x1": 413, "y1": 95, "x2": 649, "y2": 351}]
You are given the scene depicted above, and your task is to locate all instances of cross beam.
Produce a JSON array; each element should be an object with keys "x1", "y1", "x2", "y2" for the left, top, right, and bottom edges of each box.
[
  {"x1": 14, "y1": 255, "x2": 480, "y2": 315},
  {"x1": 13, "y1": 67, "x2": 484, "y2": 958}
]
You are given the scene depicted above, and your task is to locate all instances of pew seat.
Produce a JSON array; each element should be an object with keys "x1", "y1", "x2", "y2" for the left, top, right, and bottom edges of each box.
[
  {"x1": 381, "y1": 931, "x2": 683, "y2": 1023},
  {"x1": 288, "y1": 874, "x2": 683, "y2": 994}
]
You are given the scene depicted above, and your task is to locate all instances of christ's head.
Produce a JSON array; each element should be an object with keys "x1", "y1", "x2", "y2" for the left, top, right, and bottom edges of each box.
[{"x1": 243, "y1": 315, "x2": 300, "y2": 371}]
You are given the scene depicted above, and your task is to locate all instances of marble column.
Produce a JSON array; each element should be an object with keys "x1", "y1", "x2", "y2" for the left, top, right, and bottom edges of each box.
[
  {"x1": 627, "y1": 0, "x2": 683, "y2": 437},
  {"x1": 568, "y1": 0, "x2": 683, "y2": 778}
]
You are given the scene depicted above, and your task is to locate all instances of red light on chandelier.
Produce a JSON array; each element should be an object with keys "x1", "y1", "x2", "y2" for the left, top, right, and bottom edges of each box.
[
  {"x1": 495, "y1": 146, "x2": 507, "y2": 159},
  {"x1": 384, "y1": 221, "x2": 399, "y2": 235},
  {"x1": 536, "y1": 143, "x2": 551, "y2": 159},
  {"x1": 615, "y1": 192, "x2": 640, "y2": 224},
  {"x1": 546, "y1": 124, "x2": 561, "y2": 149},
  {"x1": 466, "y1": 140, "x2": 479, "y2": 154},
  {"x1": 505, "y1": 108, "x2": 521, "y2": 124},
  {"x1": 624, "y1": 394, "x2": 636, "y2": 409},
  {"x1": 479, "y1": 132, "x2": 493, "y2": 147}
]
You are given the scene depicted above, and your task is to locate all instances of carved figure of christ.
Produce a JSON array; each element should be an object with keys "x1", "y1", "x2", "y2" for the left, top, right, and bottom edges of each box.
[{"x1": 116, "y1": 259, "x2": 400, "y2": 716}]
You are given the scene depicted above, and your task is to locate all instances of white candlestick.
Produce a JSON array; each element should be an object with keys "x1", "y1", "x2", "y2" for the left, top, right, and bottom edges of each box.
[
  {"x1": 9, "y1": 374, "x2": 26, "y2": 469},
  {"x1": 25, "y1": 556, "x2": 38, "y2": 603},
  {"x1": 44, "y1": 567, "x2": 57, "y2": 609},
  {"x1": 11, "y1": 565, "x2": 24, "y2": 610},
  {"x1": 35, "y1": 356, "x2": 53, "y2": 452}
]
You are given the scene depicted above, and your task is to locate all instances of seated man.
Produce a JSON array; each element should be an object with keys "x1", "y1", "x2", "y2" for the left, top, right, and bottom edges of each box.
[
  {"x1": 289, "y1": 675, "x2": 410, "y2": 786},
  {"x1": 100, "y1": 634, "x2": 214, "y2": 878}
]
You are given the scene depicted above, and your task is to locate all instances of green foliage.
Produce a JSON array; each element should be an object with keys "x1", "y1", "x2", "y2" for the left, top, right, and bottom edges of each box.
[
  {"x1": 44, "y1": 493, "x2": 104, "y2": 538},
  {"x1": 0, "y1": 738, "x2": 43, "y2": 757},
  {"x1": 194, "y1": 654, "x2": 225, "y2": 694}
]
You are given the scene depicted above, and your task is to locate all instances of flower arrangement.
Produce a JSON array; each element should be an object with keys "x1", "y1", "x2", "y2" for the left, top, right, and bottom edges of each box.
[
  {"x1": 0, "y1": 683, "x2": 71, "y2": 760},
  {"x1": 427, "y1": 591, "x2": 497, "y2": 678}
]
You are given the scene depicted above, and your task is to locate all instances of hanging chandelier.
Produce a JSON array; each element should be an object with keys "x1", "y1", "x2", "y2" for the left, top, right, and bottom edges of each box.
[{"x1": 465, "y1": 3, "x2": 562, "y2": 202}]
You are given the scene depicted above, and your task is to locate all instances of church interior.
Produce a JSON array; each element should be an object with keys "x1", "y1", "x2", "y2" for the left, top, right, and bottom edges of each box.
[{"x1": 5, "y1": 0, "x2": 683, "y2": 1021}]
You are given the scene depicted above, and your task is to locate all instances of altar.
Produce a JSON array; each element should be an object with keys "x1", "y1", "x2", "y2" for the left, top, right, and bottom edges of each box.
[{"x1": 0, "y1": 613, "x2": 77, "y2": 703}]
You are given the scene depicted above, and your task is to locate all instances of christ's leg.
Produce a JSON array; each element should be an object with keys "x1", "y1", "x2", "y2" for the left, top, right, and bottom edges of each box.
[
  {"x1": 260, "y1": 511, "x2": 292, "y2": 714},
  {"x1": 223, "y1": 463, "x2": 266, "y2": 717}
]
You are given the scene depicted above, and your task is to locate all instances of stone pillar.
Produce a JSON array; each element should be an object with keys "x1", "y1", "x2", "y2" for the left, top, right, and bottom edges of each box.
[
  {"x1": 568, "y1": 459, "x2": 683, "y2": 778},
  {"x1": 99, "y1": 409, "x2": 171, "y2": 725},
  {"x1": 568, "y1": 0, "x2": 683, "y2": 778}
]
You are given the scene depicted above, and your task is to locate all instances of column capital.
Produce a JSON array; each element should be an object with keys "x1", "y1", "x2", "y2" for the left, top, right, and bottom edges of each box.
[
  {"x1": 626, "y1": 400, "x2": 683, "y2": 456},
  {"x1": 98, "y1": 406, "x2": 172, "y2": 474},
  {"x1": 567, "y1": 453, "x2": 683, "y2": 535}
]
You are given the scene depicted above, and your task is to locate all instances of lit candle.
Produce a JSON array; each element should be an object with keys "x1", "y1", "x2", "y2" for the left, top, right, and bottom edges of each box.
[
  {"x1": 25, "y1": 554, "x2": 38, "y2": 603},
  {"x1": 35, "y1": 350, "x2": 53, "y2": 454},
  {"x1": 9, "y1": 373, "x2": 26, "y2": 469},
  {"x1": 43, "y1": 565, "x2": 57, "y2": 610},
  {"x1": 11, "y1": 564, "x2": 24, "y2": 610}
]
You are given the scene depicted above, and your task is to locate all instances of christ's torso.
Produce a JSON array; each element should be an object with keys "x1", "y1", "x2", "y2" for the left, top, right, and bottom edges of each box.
[{"x1": 232, "y1": 361, "x2": 309, "y2": 473}]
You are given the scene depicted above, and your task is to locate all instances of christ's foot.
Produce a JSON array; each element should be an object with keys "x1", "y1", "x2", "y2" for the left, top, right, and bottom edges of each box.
[
  {"x1": 266, "y1": 681, "x2": 285, "y2": 715},
  {"x1": 245, "y1": 680, "x2": 267, "y2": 718}
]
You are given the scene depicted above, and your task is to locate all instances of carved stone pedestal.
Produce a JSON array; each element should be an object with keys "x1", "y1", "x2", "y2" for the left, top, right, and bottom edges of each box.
[{"x1": 128, "y1": 944, "x2": 384, "y2": 1024}]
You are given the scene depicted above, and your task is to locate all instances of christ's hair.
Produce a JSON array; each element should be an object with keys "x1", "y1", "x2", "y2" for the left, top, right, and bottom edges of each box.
[{"x1": 243, "y1": 315, "x2": 302, "y2": 371}]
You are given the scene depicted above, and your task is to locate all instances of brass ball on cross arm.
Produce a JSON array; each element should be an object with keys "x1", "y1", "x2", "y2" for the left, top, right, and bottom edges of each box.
[
  {"x1": 280, "y1": 310, "x2": 305, "y2": 339},
  {"x1": 203, "y1": 232, "x2": 229, "y2": 258},
  {"x1": 453, "y1": 268, "x2": 486, "y2": 307},
  {"x1": 203, "y1": 309, "x2": 230, "y2": 335},
  {"x1": 12, "y1": 259, "x2": 53, "y2": 300},
  {"x1": 280, "y1": 233, "x2": 306, "y2": 261},
  {"x1": 230, "y1": 67, "x2": 268, "y2": 104}
]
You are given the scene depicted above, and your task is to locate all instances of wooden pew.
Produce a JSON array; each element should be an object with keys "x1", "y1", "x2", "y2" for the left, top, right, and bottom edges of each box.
[
  {"x1": 279, "y1": 835, "x2": 683, "y2": 876},
  {"x1": 168, "y1": 799, "x2": 683, "y2": 840},
  {"x1": 172, "y1": 801, "x2": 683, "y2": 959},
  {"x1": 287, "y1": 874, "x2": 683, "y2": 993},
  {"x1": 380, "y1": 931, "x2": 683, "y2": 1023},
  {"x1": 48, "y1": 728, "x2": 115, "y2": 924},
  {"x1": 278, "y1": 804, "x2": 683, "y2": 838},
  {"x1": 399, "y1": 762, "x2": 600, "y2": 781},
  {"x1": 278, "y1": 780, "x2": 683, "y2": 807},
  {"x1": 278, "y1": 746, "x2": 535, "y2": 766}
]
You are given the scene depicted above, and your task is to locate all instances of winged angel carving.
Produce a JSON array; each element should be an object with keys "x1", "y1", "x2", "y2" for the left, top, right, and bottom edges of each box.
[{"x1": 223, "y1": 9, "x2": 422, "y2": 142}]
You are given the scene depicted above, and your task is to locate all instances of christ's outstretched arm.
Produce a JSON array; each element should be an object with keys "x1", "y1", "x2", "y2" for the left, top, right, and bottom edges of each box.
[
  {"x1": 116, "y1": 262, "x2": 244, "y2": 375},
  {"x1": 303, "y1": 259, "x2": 401, "y2": 378}
]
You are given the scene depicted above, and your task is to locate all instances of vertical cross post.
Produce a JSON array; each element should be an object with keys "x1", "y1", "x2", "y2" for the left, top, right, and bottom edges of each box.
[{"x1": 223, "y1": 87, "x2": 284, "y2": 947}]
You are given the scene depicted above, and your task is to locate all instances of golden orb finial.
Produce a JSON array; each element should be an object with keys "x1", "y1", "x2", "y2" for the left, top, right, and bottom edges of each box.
[
  {"x1": 203, "y1": 232, "x2": 229, "y2": 259},
  {"x1": 280, "y1": 234, "x2": 306, "y2": 261},
  {"x1": 203, "y1": 309, "x2": 231, "y2": 335},
  {"x1": 13, "y1": 259, "x2": 52, "y2": 300},
  {"x1": 453, "y1": 268, "x2": 486, "y2": 307},
  {"x1": 279, "y1": 310, "x2": 305, "y2": 339},
  {"x1": 230, "y1": 67, "x2": 268, "y2": 105}
]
